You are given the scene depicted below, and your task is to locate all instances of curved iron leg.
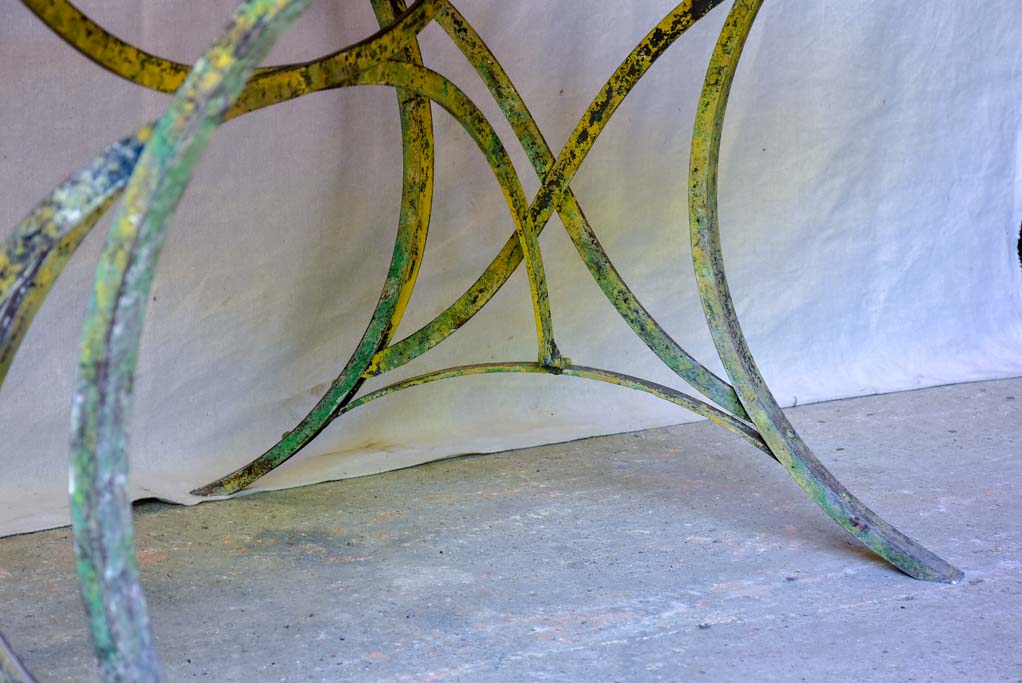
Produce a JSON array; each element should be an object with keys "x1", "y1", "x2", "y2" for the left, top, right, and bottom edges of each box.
[
  {"x1": 190, "y1": 0, "x2": 436, "y2": 498},
  {"x1": 69, "y1": 2, "x2": 311, "y2": 679},
  {"x1": 689, "y1": 0, "x2": 961, "y2": 582}
]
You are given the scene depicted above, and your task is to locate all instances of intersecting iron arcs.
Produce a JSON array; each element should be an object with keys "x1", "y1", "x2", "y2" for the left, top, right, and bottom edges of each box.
[{"x1": 0, "y1": 1, "x2": 962, "y2": 680}]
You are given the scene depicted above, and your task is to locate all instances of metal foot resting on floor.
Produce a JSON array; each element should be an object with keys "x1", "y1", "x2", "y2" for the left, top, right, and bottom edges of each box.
[
  {"x1": 0, "y1": 0, "x2": 962, "y2": 679},
  {"x1": 688, "y1": 0, "x2": 962, "y2": 585}
]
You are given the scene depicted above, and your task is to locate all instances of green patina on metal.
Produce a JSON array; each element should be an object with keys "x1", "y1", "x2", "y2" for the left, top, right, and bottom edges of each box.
[
  {"x1": 15, "y1": 2, "x2": 738, "y2": 415},
  {"x1": 190, "y1": 0, "x2": 436, "y2": 498},
  {"x1": 349, "y1": 60, "x2": 563, "y2": 366},
  {"x1": 429, "y1": 0, "x2": 747, "y2": 420},
  {"x1": 68, "y1": 1, "x2": 310, "y2": 680},
  {"x1": 0, "y1": 128, "x2": 150, "y2": 388},
  {"x1": 687, "y1": 0, "x2": 961, "y2": 584},
  {"x1": 0, "y1": 0, "x2": 448, "y2": 391},
  {"x1": 1, "y1": 0, "x2": 968, "y2": 678},
  {"x1": 366, "y1": 1, "x2": 745, "y2": 423},
  {"x1": 195, "y1": 55, "x2": 567, "y2": 495},
  {"x1": 339, "y1": 361, "x2": 771, "y2": 455}
]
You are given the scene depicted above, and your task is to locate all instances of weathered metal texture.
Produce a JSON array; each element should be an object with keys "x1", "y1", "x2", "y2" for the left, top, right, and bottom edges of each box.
[
  {"x1": 67, "y1": 1, "x2": 310, "y2": 680},
  {"x1": 193, "y1": 58, "x2": 569, "y2": 494},
  {"x1": 351, "y1": 61, "x2": 564, "y2": 370},
  {"x1": 0, "y1": 0, "x2": 969, "y2": 678},
  {"x1": 687, "y1": 0, "x2": 962, "y2": 583},
  {"x1": 430, "y1": 0, "x2": 746, "y2": 419},
  {"x1": 191, "y1": 0, "x2": 437, "y2": 497},
  {"x1": 22, "y1": 0, "x2": 446, "y2": 112},
  {"x1": 340, "y1": 361, "x2": 771, "y2": 455},
  {"x1": 0, "y1": 128, "x2": 150, "y2": 388},
  {"x1": 0, "y1": 0, "x2": 448, "y2": 400}
]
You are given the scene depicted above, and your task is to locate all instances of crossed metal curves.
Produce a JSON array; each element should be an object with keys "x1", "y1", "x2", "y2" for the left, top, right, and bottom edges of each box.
[{"x1": 0, "y1": 0, "x2": 962, "y2": 680}]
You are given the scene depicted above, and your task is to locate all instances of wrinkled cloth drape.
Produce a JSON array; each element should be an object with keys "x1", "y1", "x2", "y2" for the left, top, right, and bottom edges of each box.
[{"x1": 2, "y1": 0, "x2": 1020, "y2": 537}]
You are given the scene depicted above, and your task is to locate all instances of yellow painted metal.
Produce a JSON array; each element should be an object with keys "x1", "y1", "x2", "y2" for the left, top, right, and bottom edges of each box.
[
  {"x1": 0, "y1": 1, "x2": 965, "y2": 680},
  {"x1": 368, "y1": 0, "x2": 434, "y2": 362},
  {"x1": 0, "y1": 199, "x2": 110, "y2": 386},
  {"x1": 425, "y1": 0, "x2": 746, "y2": 418},
  {"x1": 354, "y1": 61, "x2": 563, "y2": 367},
  {"x1": 0, "y1": 9, "x2": 961, "y2": 649},
  {"x1": 190, "y1": 0, "x2": 439, "y2": 498},
  {"x1": 688, "y1": 0, "x2": 961, "y2": 583},
  {"x1": 22, "y1": 0, "x2": 447, "y2": 117},
  {"x1": 66, "y1": 2, "x2": 313, "y2": 677},
  {"x1": 344, "y1": 361, "x2": 770, "y2": 454}
]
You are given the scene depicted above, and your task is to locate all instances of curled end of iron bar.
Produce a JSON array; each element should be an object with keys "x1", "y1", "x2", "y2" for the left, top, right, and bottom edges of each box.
[{"x1": 688, "y1": 0, "x2": 962, "y2": 583}]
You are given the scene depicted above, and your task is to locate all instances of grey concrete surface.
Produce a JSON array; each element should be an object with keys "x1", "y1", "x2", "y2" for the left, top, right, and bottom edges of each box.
[{"x1": 1, "y1": 378, "x2": 1020, "y2": 682}]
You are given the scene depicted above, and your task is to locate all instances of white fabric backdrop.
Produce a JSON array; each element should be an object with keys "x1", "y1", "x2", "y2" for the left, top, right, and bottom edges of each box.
[{"x1": 2, "y1": 1, "x2": 1021, "y2": 537}]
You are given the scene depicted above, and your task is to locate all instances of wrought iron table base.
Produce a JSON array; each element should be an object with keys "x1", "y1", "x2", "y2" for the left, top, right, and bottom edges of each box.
[{"x1": 0, "y1": 0, "x2": 962, "y2": 680}]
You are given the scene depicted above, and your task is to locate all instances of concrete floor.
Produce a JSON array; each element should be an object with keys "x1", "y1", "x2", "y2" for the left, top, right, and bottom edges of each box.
[{"x1": 1, "y1": 378, "x2": 1020, "y2": 682}]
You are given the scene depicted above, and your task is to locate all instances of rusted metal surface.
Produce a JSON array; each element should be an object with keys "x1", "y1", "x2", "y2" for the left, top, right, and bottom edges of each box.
[{"x1": 1, "y1": 0, "x2": 965, "y2": 678}]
